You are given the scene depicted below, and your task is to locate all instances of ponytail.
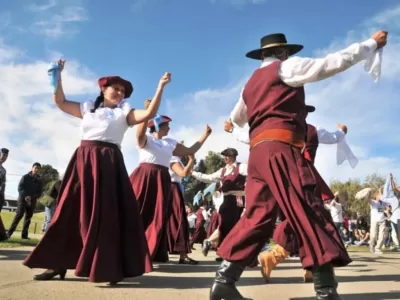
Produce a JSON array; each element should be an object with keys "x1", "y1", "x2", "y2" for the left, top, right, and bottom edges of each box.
[{"x1": 90, "y1": 92, "x2": 104, "y2": 113}]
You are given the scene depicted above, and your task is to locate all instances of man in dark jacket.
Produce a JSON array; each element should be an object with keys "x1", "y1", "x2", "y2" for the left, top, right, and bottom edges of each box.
[
  {"x1": 0, "y1": 148, "x2": 9, "y2": 211},
  {"x1": 7, "y1": 162, "x2": 42, "y2": 239}
]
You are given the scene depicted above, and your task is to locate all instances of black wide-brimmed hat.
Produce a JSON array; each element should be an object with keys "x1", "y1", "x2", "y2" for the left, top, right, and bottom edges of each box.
[
  {"x1": 246, "y1": 33, "x2": 303, "y2": 60},
  {"x1": 221, "y1": 148, "x2": 238, "y2": 157},
  {"x1": 306, "y1": 105, "x2": 315, "y2": 113}
]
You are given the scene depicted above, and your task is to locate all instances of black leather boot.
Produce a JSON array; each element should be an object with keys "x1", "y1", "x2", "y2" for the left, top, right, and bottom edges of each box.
[
  {"x1": 209, "y1": 260, "x2": 252, "y2": 300},
  {"x1": 312, "y1": 264, "x2": 342, "y2": 300}
]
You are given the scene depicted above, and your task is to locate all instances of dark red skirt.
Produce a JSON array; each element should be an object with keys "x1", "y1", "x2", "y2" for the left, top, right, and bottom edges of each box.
[
  {"x1": 0, "y1": 215, "x2": 7, "y2": 241},
  {"x1": 207, "y1": 211, "x2": 220, "y2": 238},
  {"x1": 217, "y1": 141, "x2": 351, "y2": 269},
  {"x1": 167, "y1": 182, "x2": 191, "y2": 254},
  {"x1": 191, "y1": 218, "x2": 207, "y2": 244},
  {"x1": 23, "y1": 140, "x2": 152, "y2": 282},
  {"x1": 130, "y1": 163, "x2": 172, "y2": 262}
]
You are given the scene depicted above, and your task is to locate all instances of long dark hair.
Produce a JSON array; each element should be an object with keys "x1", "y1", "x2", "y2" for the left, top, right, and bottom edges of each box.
[{"x1": 90, "y1": 92, "x2": 105, "y2": 113}]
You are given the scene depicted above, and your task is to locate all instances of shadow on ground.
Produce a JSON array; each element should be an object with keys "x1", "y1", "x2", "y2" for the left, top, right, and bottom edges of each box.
[
  {"x1": 291, "y1": 291, "x2": 400, "y2": 300},
  {"x1": 0, "y1": 249, "x2": 31, "y2": 261}
]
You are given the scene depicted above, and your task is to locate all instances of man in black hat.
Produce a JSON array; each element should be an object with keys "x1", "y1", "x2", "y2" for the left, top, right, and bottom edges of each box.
[
  {"x1": 210, "y1": 30, "x2": 388, "y2": 300},
  {"x1": 0, "y1": 148, "x2": 9, "y2": 211},
  {"x1": 7, "y1": 162, "x2": 42, "y2": 239},
  {"x1": 191, "y1": 147, "x2": 247, "y2": 259}
]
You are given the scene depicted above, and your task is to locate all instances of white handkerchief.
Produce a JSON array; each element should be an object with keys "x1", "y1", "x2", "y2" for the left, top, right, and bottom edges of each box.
[
  {"x1": 336, "y1": 137, "x2": 358, "y2": 169},
  {"x1": 364, "y1": 48, "x2": 383, "y2": 82},
  {"x1": 355, "y1": 187, "x2": 372, "y2": 200}
]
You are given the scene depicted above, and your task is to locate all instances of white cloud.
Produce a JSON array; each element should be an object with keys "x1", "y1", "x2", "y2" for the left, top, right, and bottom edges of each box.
[
  {"x1": 27, "y1": 0, "x2": 57, "y2": 12},
  {"x1": 0, "y1": 44, "x2": 98, "y2": 197},
  {"x1": 208, "y1": 0, "x2": 267, "y2": 8},
  {"x1": 166, "y1": 4, "x2": 400, "y2": 185},
  {"x1": 32, "y1": 6, "x2": 88, "y2": 38}
]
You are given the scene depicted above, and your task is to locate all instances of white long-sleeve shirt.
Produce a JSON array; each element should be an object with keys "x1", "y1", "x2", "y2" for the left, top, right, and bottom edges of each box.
[
  {"x1": 192, "y1": 162, "x2": 247, "y2": 197},
  {"x1": 230, "y1": 39, "x2": 378, "y2": 128}
]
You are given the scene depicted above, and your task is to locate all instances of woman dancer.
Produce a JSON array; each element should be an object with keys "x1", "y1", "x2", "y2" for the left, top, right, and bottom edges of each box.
[
  {"x1": 23, "y1": 60, "x2": 169, "y2": 284},
  {"x1": 131, "y1": 108, "x2": 212, "y2": 262},
  {"x1": 167, "y1": 154, "x2": 198, "y2": 264}
]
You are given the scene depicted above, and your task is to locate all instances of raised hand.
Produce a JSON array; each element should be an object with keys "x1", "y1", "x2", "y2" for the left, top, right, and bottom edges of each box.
[
  {"x1": 144, "y1": 99, "x2": 151, "y2": 109},
  {"x1": 337, "y1": 123, "x2": 348, "y2": 134},
  {"x1": 57, "y1": 59, "x2": 66, "y2": 72},
  {"x1": 371, "y1": 30, "x2": 388, "y2": 49},
  {"x1": 224, "y1": 119, "x2": 233, "y2": 133},
  {"x1": 159, "y1": 72, "x2": 171, "y2": 87},
  {"x1": 204, "y1": 124, "x2": 212, "y2": 136}
]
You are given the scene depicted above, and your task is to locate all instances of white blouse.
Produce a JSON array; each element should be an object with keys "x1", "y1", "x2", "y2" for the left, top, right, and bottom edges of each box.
[
  {"x1": 187, "y1": 214, "x2": 197, "y2": 229},
  {"x1": 138, "y1": 135, "x2": 177, "y2": 167},
  {"x1": 169, "y1": 156, "x2": 183, "y2": 183},
  {"x1": 80, "y1": 100, "x2": 131, "y2": 147}
]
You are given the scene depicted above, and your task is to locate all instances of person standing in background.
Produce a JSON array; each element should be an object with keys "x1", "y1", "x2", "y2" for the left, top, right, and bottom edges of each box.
[
  {"x1": 0, "y1": 148, "x2": 9, "y2": 211},
  {"x1": 0, "y1": 148, "x2": 8, "y2": 241},
  {"x1": 42, "y1": 178, "x2": 62, "y2": 232},
  {"x1": 7, "y1": 162, "x2": 42, "y2": 239}
]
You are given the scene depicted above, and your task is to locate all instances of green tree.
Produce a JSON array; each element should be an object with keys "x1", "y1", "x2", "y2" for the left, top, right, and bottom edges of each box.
[
  {"x1": 36, "y1": 165, "x2": 59, "y2": 211},
  {"x1": 183, "y1": 151, "x2": 225, "y2": 205},
  {"x1": 364, "y1": 173, "x2": 386, "y2": 191},
  {"x1": 329, "y1": 173, "x2": 386, "y2": 217}
]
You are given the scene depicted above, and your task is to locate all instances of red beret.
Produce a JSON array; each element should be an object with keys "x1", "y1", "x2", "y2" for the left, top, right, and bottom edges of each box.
[
  {"x1": 147, "y1": 115, "x2": 172, "y2": 128},
  {"x1": 98, "y1": 76, "x2": 134, "y2": 99}
]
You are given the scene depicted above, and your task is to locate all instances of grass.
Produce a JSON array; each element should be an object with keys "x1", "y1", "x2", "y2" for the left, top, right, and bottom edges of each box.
[
  {"x1": 0, "y1": 237, "x2": 40, "y2": 248},
  {"x1": 0, "y1": 211, "x2": 44, "y2": 248},
  {"x1": 1, "y1": 211, "x2": 45, "y2": 235}
]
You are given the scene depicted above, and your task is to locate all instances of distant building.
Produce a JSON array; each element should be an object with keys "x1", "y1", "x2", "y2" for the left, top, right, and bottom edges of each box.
[{"x1": 3, "y1": 194, "x2": 17, "y2": 211}]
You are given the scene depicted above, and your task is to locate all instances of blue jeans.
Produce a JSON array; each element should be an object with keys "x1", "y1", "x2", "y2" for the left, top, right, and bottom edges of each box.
[{"x1": 43, "y1": 203, "x2": 56, "y2": 232}]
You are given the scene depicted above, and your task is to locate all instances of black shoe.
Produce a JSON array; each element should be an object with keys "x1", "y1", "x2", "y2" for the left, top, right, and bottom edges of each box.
[
  {"x1": 33, "y1": 269, "x2": 67, "y2": 281},
  {"x1": 215, "y1": 257, "x2": 223, "y2": 262},
  {"x1": 202, "y1": 240, "x2": 211, "y2": 257},
  {"x1": 312, "y1": 264, "x2": 342, "y2": 300},
  {"x1": 209, "y1": 260, "x2": 252, "y2": 300},
  {"x1": 179, "y1": 257, "x2": 199, "y2": 265}
]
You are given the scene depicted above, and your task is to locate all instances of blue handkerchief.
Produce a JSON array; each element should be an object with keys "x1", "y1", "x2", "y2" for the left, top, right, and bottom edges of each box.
[
  {"x1": 48, "y1": 62, "x2": 61, "y2": 93},
  {"x1": 193, "y1": 191, "x2": 202, "y2": 206}
]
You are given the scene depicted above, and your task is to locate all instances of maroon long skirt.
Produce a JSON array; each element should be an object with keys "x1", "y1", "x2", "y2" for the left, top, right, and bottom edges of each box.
[
  {"x1": 191, "y1": 211, "x2": 207, "y2": 244},
  {"x1": 207, "y1": 211, "x2": 220, "y2": 238},
  {"x1": 130, "y1": 163, "x2": 172, "y2": 262},
  {"x1": 0, "y1": 215, "x2": 7, "y2": 241},
  {"x1": 167, "y1": 182, "x2": 191, "y2": 255},
  {"x1": 23, "y1": 140, "x2": 152, "y2": 282},
  {"x1": 217, "y1": 141, "x2": 351, "y2": 269}
]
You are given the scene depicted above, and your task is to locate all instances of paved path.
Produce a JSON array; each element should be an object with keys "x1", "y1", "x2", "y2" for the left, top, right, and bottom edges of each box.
[{"x1": 0, "y1": 247, "x2": 399, "y2": 300}]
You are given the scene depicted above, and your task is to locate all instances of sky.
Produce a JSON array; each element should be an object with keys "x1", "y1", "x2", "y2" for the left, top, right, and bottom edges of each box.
[{"x1": 1, "y1": 0, "x2": 400, "y2": 198}]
